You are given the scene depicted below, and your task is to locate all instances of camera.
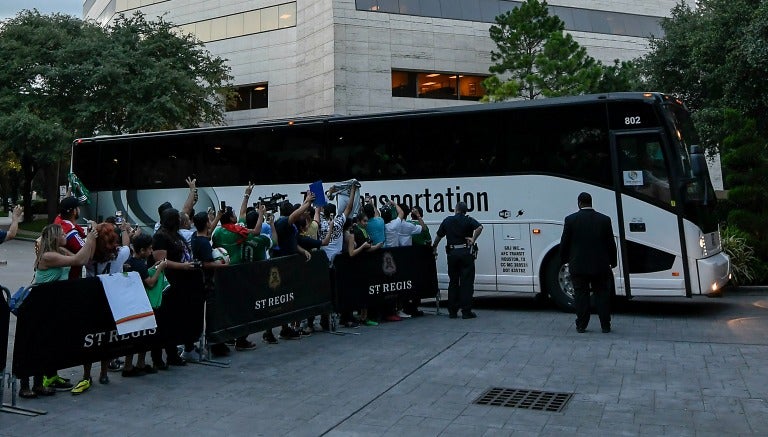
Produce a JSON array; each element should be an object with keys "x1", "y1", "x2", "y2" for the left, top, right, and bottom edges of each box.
[{"x1": 257, "y1": 193, "x2": 288, "y2": 213}]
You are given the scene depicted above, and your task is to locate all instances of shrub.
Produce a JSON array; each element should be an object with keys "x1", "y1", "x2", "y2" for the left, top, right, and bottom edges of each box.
[{"x1": 720, "y1": 226, "x2": 761, "y2": 286}]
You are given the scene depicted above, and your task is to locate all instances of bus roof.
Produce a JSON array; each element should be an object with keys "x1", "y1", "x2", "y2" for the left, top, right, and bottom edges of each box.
[{"x1": 74, "y1": 92, "x2": 676, "y2": 144}]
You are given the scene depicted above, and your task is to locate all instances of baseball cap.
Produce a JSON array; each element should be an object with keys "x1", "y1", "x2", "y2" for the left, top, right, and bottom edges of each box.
[{"x1": 59, "y1": 196, "x2": 80, "y2": 214}]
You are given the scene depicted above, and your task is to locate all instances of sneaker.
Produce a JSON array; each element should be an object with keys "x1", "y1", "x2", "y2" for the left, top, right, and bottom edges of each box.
[
  {"x1": 71, "y1": 378, "x2": 92, "y2": 395},
  {"x1": 396, "y1": 310, "x2": 412, "y2": 319},
  {"x1": 224, "y1": 339, "x2": 236, "y2": 346},
  {"x1": 99, "y1": 375, "x2": 110, "y2": 385},
  {"x1": 140, "y1": 365, "x2": 158, "y2": 374},
  {"x1": 384, "y1": 314, "x2": 402, "y2": 322},
  {"x1": 18, "y1": 388, "x2": 37, "y2": 399},
  {"x1": 279, "y1": 328, "x2": 301, "y2": 340},
  {"x1": 43, "y1": 375, "x2": 73, "y2": 391},
  {"x1": 181, "y1": 348, "x2": 204, "y2": 362},
  {"x1": 166, "y1": 356, "x2": 187, "y2": 366},
  {"x1": 32, "y1": 385, "x2": 56, "y2": 396},
  {"x1": 210, "y1": 343, "x2": 231, "y2": 357},
  {"x1": 363, "y1": 319, "x2": 379, "y2": 326},
  {"x1": 263, "y1": 331, "x2": 278, "y2": 344},
  {"x1": 107, "y1": 359, "x2": 124, "y2": 372},
  {"x1": 299, "y1": 327, "x2": 313, "y2": 337},
  {"x1": 461, "y1": 311, "x2": 477, "y2": 319},
  {"x1": 121, "y1": 367, "x2": 146, "y2": 377},
  {"x1": 235, "y1": 340, "x2": 257, "y2": 351}
]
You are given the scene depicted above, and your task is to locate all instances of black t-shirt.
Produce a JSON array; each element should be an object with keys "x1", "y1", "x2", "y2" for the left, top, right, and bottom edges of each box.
[
  {"x1": 436, "y1": 213, "x2": 481, "y2": 246},
  {"x1": 191, "y1": 235, "x2": 214, "y2": 262},
  {"x1": 273, "y1": 217, "x2": 298, "y2": 256},
  {"x1": 151, "y1": 230, "x2": 188, "y2": 263},
  {"x1": 124, "y1": 257, "x2": 149, "y2": 281}
]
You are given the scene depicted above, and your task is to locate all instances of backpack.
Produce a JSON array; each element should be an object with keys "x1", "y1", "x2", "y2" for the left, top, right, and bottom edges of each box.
[{"x1": 9, "y1": 285, "x2": 33, "y2": 315}]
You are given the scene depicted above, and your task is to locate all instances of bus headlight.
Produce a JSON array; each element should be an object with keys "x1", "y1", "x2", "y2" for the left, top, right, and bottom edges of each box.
[{"x1": 699, "y1": 234, "x2": 708, "y2": 257}]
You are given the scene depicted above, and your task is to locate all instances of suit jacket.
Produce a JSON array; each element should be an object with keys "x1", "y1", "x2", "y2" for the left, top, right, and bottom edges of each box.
[{"x1": 560, "y1": 208, "x2": 617, "y2": 276}]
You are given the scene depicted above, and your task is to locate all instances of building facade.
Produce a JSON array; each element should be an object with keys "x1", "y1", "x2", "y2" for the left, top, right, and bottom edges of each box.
[{"x1": 84, "y1": 0, "x2": 677, "y2": 125}]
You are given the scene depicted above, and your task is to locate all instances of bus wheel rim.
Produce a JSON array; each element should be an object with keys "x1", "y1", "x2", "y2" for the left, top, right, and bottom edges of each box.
[{"x1": 558, "y1": 264, "x2": 575, "y2": 300}]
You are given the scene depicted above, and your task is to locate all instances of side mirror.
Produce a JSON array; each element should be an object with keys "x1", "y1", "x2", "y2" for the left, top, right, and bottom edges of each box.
[{"x1": 690, "y1": 145, "x2": 707, "y2": 177}]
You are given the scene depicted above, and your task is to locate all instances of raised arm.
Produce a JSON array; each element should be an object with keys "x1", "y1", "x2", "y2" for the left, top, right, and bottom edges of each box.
[
  {"x1": 248, "y1": 204, "x2": 265, "y2": 235},
  {"x1": 41, "y1": 229, "x2": 97, "y2": 268},
  {"x1": 3, "y1": 205, "x2": 23, "y2": 242},
  {"x1": 181, "y1": 177, "x2": 197, "y2": 216},
  {"x1": 342, "y1": 185, "x2": 357, "y2": 218},
  {"x1": 240, "y1": 182, "x2": 254, "y2": 219},
  {"x1": 289, "y1": 191, "x2": 315, "y2": 224}
]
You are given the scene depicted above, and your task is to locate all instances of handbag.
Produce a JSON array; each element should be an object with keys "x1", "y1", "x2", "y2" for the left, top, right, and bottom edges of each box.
[
  {"x1": 9, "y1": 285, "x2": 33, "y2": 315},
  {"x1": 145, "y1": 267, "x2": 171, "y2": 309}
]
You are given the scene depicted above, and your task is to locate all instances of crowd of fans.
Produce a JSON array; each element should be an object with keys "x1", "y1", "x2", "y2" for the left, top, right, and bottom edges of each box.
[{"x1": 10, "y1": 177, "x2": 432, "y2": 399}]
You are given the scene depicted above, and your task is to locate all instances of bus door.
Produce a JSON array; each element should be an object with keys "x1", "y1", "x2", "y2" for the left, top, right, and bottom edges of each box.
[
  {"x1": 611, "y1": 130, "x2": 688, "y2": 297},
  {"x1": 494, "y1": 224, "x2": 534, "y2": 292}
]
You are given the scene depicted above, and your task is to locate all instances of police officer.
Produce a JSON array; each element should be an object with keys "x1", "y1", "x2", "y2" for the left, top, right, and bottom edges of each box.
[{"x1": 432, "y1": 201, "x2": 483, "y2": 319}]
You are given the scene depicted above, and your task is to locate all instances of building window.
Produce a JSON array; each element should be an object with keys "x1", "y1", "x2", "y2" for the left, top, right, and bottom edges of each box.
[
  {"x1": 357, "y1": 1, "x2": 664, "y2": 38},
  {"x1": 174, "y1": 2, "x2": 296, "y2": 43},
  {"x1": 392, "y1": 70, "x2": 487, "y2": 100},
  {"x1": 228, "y1": 84, "x2": 269, "y2": 111}
]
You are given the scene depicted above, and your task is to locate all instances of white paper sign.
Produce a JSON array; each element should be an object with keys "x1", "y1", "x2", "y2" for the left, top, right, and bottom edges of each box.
[
  {"x1": 623, "y1": 170, "x2": 644, "y2": 186},
  {"x1": 98, "y1": 271, "x2": 157, "y2": 335}
]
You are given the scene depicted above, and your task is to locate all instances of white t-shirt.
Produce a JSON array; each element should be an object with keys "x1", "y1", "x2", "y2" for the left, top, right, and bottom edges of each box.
[
  {"x1": 321, "y1": 214, "x2": 346, "y2": 265},
  {"x1": 384, "y1": 217, "x2": 402, "y2": 248},
  {"x1": 87, "y1": 245, "x2": 131, "y2": 276},
  {"x1": 397, "y1": 220, "x2": 422, "y2": 247}
]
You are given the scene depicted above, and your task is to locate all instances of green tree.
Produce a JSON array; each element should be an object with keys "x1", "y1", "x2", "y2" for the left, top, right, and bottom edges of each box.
[
  {"x1": 82, "y1": 12, "x2": 233, "y2": 134},
  {"x1": 483, "y1": 0, "x2": 602, "y2": 101},
  {"x1": 642, "y1": 0, "x2": 768, "y2": 153},
  {"x1": 593, "y1": 60, "x2": 646, "y2": 94},
  {"x1": 0, "y1": 10, "x2": 232, "y2": 221},
  {"x1": 719, "y1": 110, "x2": 768, "y2": 275}
]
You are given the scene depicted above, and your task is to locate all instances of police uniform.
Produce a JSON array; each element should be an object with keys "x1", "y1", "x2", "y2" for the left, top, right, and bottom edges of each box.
[{"x1": 433, "y1": 205, "x2": 482, "y2": 318}]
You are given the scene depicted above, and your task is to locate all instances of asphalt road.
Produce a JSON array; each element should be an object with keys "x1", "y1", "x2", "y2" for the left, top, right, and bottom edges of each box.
[{"x1": 1, "y1": 239, "x2": 767, "y2": 436}]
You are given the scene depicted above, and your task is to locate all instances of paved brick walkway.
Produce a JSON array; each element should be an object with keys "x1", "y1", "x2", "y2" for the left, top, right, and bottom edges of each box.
[{"x1": 2, "y1": 239, "x2": 767, "y2": 436}]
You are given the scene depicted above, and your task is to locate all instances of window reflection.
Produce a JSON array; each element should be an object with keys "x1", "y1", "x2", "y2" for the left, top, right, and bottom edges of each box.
[
  {"x1": 172, "y1": 2, "x2": 296, "y2": 43},
  {"x1": 392, "y1": 70, "x2": 487, "y2": 100},
  {"x1": 355, "y1": 0, "x2": 664, "y2": 38}
]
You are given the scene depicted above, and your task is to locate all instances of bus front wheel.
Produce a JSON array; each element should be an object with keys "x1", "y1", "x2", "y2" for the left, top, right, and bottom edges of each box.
[{"x1": 543, "y1": 251, "x2": 575, "y2": 312}]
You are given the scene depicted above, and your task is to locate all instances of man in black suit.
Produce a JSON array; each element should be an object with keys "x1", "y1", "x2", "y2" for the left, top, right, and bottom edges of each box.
[{"x1": 560, "y1": 192, "x2": 617, "y2": 333}]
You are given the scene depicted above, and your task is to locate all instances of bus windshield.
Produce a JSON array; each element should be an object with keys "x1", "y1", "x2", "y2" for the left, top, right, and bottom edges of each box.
[{"x1": 665, "y1": 102, "x2": 718, "y2": 233}]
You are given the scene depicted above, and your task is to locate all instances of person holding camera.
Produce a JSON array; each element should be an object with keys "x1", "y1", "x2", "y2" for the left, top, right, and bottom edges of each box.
[{"x1": 432, "y1": 201, "x2": 483, "y2": 320}]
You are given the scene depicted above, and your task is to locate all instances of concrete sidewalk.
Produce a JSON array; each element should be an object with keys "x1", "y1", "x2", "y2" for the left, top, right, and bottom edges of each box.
[{"x1": 2, "y1": 239, "x2": 768, "y2": 435}]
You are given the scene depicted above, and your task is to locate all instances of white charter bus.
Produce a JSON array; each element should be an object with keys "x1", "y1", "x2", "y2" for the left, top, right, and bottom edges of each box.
[{"x1": 72, "y1": 92, "x2": 730, "y2": 310}]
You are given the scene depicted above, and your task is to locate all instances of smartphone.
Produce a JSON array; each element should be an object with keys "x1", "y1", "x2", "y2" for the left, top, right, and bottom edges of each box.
[
  {"x1": 220, "y1": 200, "x2": 226, "y2": 211},
  {"x1": 87, "y1": 222, "x2": 93, "y2": 232},
  {"x1": 115, "y1": 210, "x2": 123, "y2": 224}
]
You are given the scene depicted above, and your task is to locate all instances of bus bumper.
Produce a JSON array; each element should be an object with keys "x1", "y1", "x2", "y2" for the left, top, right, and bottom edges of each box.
[{"x1": 696, "y1": 252, "x2": 731, "y2": 295}]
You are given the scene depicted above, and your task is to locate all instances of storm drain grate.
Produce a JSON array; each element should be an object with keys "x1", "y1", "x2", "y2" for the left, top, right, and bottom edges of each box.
[{"x1": 473, "y1": 388, "x2": 573, "y2": 412}]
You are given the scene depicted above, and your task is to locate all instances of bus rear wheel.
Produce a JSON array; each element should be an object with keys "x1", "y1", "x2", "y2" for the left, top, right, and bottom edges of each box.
[{"x1": 543, "y1": 251, "x2": 576, "y2": 312}]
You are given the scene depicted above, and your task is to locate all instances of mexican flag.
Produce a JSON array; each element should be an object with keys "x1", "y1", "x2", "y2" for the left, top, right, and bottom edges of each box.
[{"x1": 68, "y1": 172, "x2": 91, "y2": 205}]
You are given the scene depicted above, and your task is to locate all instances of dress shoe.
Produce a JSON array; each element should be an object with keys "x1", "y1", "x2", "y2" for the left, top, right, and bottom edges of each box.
[
  {"x1": 461, "y1": 311, "x2": 477, "y2": 319},
  {"x1": 601, "y1": 327, "x2": 611, "y2": 333},
  {"x1": 576, "y1": 327, "x2": 586, "y2": 333}
]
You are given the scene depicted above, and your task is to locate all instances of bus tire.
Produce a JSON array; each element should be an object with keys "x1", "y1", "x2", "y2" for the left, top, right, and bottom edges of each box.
[{"x1": 542, "y1": 248, "x2": 576, "y2": 313}]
